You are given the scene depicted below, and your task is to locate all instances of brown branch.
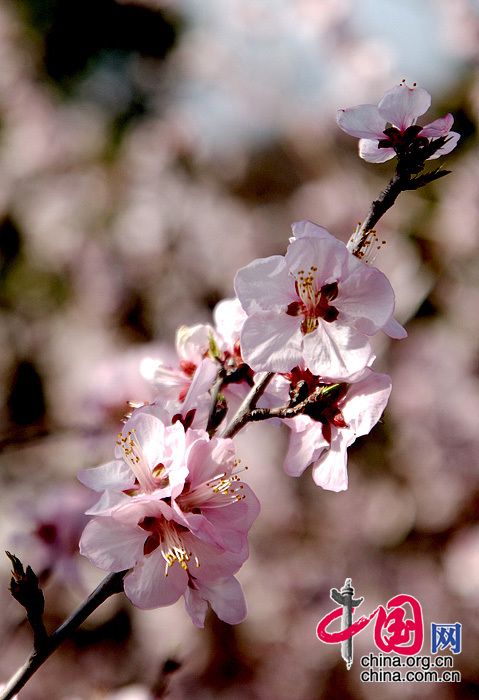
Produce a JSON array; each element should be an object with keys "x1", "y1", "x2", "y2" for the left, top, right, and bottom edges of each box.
[
  {"x1": 0, "y1": 570, "x2": 127, "y2": 700},
  {"x1": 219, "y1": 372, "x2": 274, "y2": 439}
]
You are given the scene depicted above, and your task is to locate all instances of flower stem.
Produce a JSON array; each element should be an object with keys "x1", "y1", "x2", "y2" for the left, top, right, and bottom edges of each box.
[{"x1": 0, "y1": 571, "x2": 127, "y2": 700}]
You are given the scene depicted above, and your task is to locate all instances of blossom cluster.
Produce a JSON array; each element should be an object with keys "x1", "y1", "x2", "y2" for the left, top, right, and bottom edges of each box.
[{"x1": 78, "y1": 82, "x2": 458, "y2": 624}]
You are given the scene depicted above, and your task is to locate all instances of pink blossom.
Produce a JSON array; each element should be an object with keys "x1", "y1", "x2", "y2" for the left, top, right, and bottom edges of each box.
[
  {"x1": 78, "y1": 410, "x2": 188, "y2": 516},
  {"x1": 144, "y1": 299, "x2": 250, "y2": 406},
  {"x1": 283, "y1": 368, "x2": 392, "y2": 491},
  {"x1": 337, "y1": 81, "x2": 460, "y2": 163},
  {"x1": 147, "y1": 324, "x2": 216, "y2": 403},
  {"x1": 12, "y1": 485, "x2": 94, "y2": 588},
  {"x1": 234, "y1": 221, "x2": 405, "y2": 379},
  {"x1": 79, "y1": 424, "x2": 259, "y2": 625}
]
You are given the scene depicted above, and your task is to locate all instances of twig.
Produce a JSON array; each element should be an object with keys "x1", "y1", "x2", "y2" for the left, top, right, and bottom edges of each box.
[
  {"x1": 351, "y1": 168, "x2": 449, "y2": 258},
  {"x1": 220, "y1": 372, "x2": 274, "y2": 439},
  {"x1": 206, "y1": 368, "x2": 226, "y2": 436},
  {"x1": 0, "y1": 571, "x2": 127, "y2": 700},
  {"x1": 6, "y1": 553, "x2": 48, "y2": 651}
]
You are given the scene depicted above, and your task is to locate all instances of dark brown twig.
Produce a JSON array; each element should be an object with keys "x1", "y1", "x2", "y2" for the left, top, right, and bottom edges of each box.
[
  {"x1": 0, "y1": 569, "x2": 127, "y2": 700},
  {"x1": 219, "y1": 372, "x2": 274, "y2": 439}
]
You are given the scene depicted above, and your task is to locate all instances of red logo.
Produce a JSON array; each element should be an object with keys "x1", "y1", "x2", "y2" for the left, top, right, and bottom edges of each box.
[{"x1": 316, "y1": 579, "x2": 424, "y2": 668}]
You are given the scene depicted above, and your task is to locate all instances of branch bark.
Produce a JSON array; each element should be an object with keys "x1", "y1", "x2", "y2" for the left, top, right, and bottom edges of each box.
[
  {"x1": 0, "y1": 571, "x2": 127, "y2": 700},
  {"x1": 219, "y1": 372, "x2": 274, "y2": 438}
]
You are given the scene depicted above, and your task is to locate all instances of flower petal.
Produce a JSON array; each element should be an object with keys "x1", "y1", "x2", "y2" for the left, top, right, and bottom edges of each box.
[
  {"x1": 189, "y1": 536, "x2": 245, "y2": 582},
  {"x1": 181, "y1": 357, "x2": 218, "y2": 428},
  {"x1": 200, "y1": 576, "x2": 247, "y2": 625},
  {"x1": 283, "y1": 417, "x2": 327, "y2": 477},
  {"x1": 419, "y1": 113, "x2": 454, "y2": 138},
  {"x1": 234, "y1": 256, "x2": 295, "y2": 314},
  {"x1": 85, "y1": 490, "x2": 130, "y2": 516},
  {"x1": 184, "y1": 585, "x2": 209, "y2": 627},
  {"x1": 378, "y1": 84, "x2": 431, "y2": 130},
  {"x1": 336, "y1": 104, "x2": 386, "y2": 139},
  {"x1": 290, "y1": 220, "x2": 335, "y2": 242},
  {"x1": 427, "y1": 131, "x2": 460, "y2": 159},
  {"x1": 213, "y1": 298, "x2": 246, "y2": 349},
  {"x1": 285, "y1": 235, "x2": 348, "y2": 285},
  {"x1": 342, "y1": 369, "x2": 392, "y2": 438},
  {"x1": 382, "y1": 316, "x2": 407, "y2": 339},
  {"x1": 117, "y1": 411, "x2": 165, "y2": 472},
  {"x1": 78, "y1": 460, "x2": 135, "y2": 493},
  {"x1": 79, "y1": 518, "x2": 146, "y2": 571},
  {"x1": 311, "y1": 431, "x2": 350, "y2": 492},
  {"x1": 124, "y1": 548, "x2": 187, "y2": 609},
  {"x1": 240, "y1": 312, "x2": 303, "y2": 372},
  {"x1": 302, "y1": 322, "x2": 373, "y2": 380},
  {"x1": 185, "y1": 435, "x2": 235, "y2": 490},
  {"x1": 338, "y1": 264, "x2": 395, "y2": 333},
  {"x1": 175, "y1": 323, "x2": 213, "y2": 363},
  {"x1": 359, "y1": 139, "x2": 395, "y2": 163}
]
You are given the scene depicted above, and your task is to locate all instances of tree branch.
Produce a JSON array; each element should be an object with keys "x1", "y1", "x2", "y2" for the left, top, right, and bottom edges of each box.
[
  {"x1": 0, "y1": 570, "x2": 127, "y2": 700},
  {"x1": 220, "y1": 372, "x2": 274, "y2": 439}
]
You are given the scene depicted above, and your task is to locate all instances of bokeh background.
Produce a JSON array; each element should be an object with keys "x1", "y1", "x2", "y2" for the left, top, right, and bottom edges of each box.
[{"x1": 0, "y1": 0, "x2": 478, "y2": 698}]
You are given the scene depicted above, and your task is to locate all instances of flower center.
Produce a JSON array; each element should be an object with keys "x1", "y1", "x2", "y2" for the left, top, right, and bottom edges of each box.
[
  {"x1": 139, "y1": 516, "x2": 200, "y2": 576},
  {"x1": 287, "y1": 268, "x2": 339, "y2": 334},
  {"x1": 177, "y1": 459, "x2": 247, "y2": 512}
]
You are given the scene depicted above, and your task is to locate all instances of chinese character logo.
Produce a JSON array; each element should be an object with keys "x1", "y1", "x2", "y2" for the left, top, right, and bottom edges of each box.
[
  {"x1": 431, "y1": 623, "x2": 462, "y2": 654},
  {"x1": 316, "y1": 578, "x2": 425, "y2": 668}
]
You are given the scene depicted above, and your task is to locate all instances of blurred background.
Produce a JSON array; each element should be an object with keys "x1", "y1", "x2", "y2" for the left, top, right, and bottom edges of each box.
[{"x1": 0, "y1": 0, "x2": 478, "y2": 698}]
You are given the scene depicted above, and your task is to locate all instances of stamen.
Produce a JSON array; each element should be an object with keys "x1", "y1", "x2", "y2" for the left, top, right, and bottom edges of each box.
[
  {"x1": 178, "y1": 460, "x2": 248, "y2": 511},
  {"x1": 291, "y1": 266, "x2": 340, "y2": 333},
  {"x1": 160, "y1": 522, "x2": 197, "y2": 577},
  {"x1": 116, "y1": 429, "x2": 158, "y2": 493},
  {"x1": 347, "y1": 225, "x2": 385, "y2": 264}
]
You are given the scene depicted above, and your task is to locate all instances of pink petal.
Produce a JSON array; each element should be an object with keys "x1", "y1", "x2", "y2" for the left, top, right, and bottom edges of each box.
[
  {"x1": 78, "y1": 460, "x2": 135, "y2": 493},
  {"x1": 283, "y1": 417, "x2": 327, "y2": 476},
  {"x1": 338, "y1": 265, "x2": 395, "y2": 333},
  {"x1": 311, "y1": 431, "x2": 350, "y2": 492},
  {"x1": 184, "y1": 585, "x2": 209, "y2": 627},
  {"x1": 285, "y1": 235, "x2": 348, "y2": 285},
  {"x1": 117, "y1": 412, "x2": 166, "y2": 472},
  {"x1": 359, "y1": 139, "x2": 396, "y2": 163},
  {"x1": 124, "y1": 548, "x2": 187, "y2": 609},
  {"x1": 382, "y1": 316, "x2": 407, "y2": 339},
  {"x1": 213, "y1": 298, "x2": 246, "y2": 348},
  {"x1": 342, "y1": 369, "x2": 392, "y2": 438},
  {"x1": 185, "y1": 435, "x2": 235, "y2": 490},
  {"x1": 188, "y1": 483, "x2": 259, "y2": 552},
  {"x1": 199, "y1": 576, "x2": 247, "y2": 625},
  {"x1": 161, "y1": 422, "x2": 189, "y2": 488},
  {"x1": 179, "y1": 358, "x2": 218, "y2": 431},
  {"x1": 234, "y1": 255, "x2": 295, "y2": 314},
  {"x1": 302, "y1": 322, "x2": 373, "y2": 380},
  {"x1": 336, "y1": 104, "x2": 386, "y2": 139},
  {"x1": 175, "y1": 323, "x2": 213, "y2": 363},
  {"x1": 427, "y1": 131, "x2": 460, "y2": 159},
  {"x1": 85, "y1": 490, "x2": 130, "y2": 516},
  {"x1": 79, "y1": 518, "x2": 146, "y2": 571},
  {"x1": 190, "y1": 536, "x2": 245, "y2": 583},
  {"x1": 419, "y1": 113, "x2": 454, "y2": 138},
  {"x1": 291, "y1": 220, "x2": 334, "y2": 242},
  {"x1": 378, "y1": 84, "x2": 431, "y2": 130},
  {"x1": 240, "y1": 312, "x2": 303, "y2": 372}
]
